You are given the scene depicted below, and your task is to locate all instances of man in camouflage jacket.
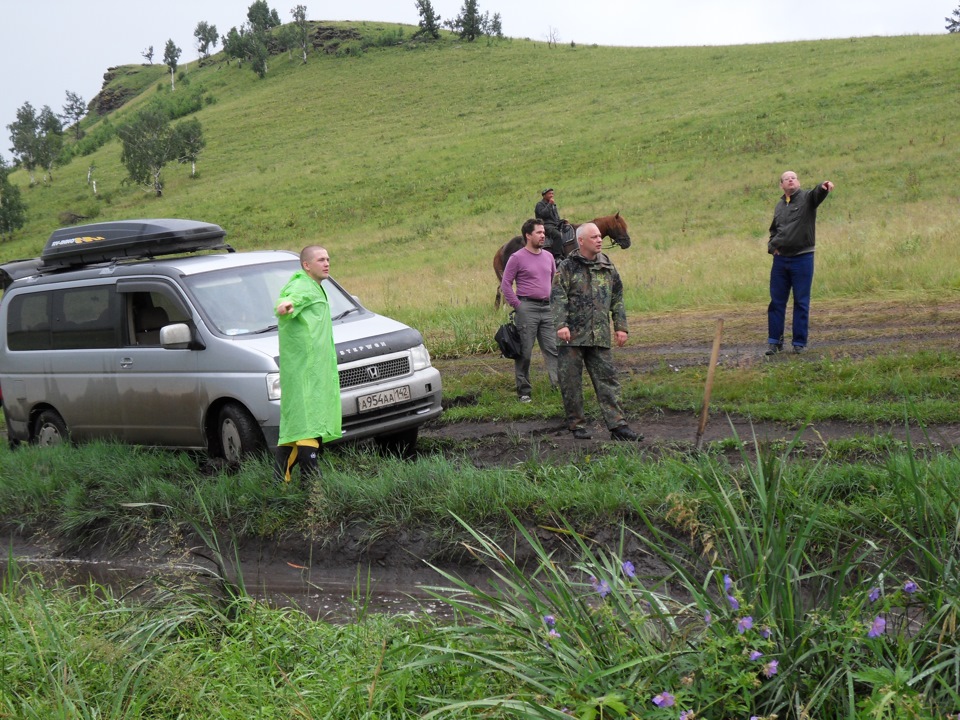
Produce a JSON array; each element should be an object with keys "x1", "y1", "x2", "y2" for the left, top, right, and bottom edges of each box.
[{"x1": 551, "y1": 223, "x2": 643, "y2": 442}]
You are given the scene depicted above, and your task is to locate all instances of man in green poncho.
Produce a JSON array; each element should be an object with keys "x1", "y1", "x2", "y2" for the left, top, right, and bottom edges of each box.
[{"x1": 273, "y1": 245, "x2": 342, "y2": 483}]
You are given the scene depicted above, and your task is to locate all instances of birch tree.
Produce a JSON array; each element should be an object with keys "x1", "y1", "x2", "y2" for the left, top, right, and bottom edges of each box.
[
  {"x1": 163, "y1": 39, "x2": 182, "y2": 90},
  {"x1": 292, "y1": 4, "x2": 310, "y2": 63}
]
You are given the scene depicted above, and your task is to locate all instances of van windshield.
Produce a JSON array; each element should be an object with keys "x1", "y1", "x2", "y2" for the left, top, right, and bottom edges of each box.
[{"x1": 183, "y1": 261, "x2": 358, "y2": 336}]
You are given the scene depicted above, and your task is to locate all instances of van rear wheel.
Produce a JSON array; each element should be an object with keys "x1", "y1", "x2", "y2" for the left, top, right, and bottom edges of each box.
[
  {"x1": 32, "y1": 410, "x2": 68, "y2": 446},
  {"x1": 217, "y1": 403, "x2": 265, "y2": 463}
]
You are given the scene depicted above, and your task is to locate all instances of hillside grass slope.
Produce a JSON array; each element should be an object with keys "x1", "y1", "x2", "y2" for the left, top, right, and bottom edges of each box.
[{"x1": 4, "y1": 24, "x2": 959, "y2": 352}]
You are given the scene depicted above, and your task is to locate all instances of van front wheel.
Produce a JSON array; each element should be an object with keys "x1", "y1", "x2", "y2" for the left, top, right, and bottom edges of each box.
[
  {"x1": 375, "y1": 427, "x2": 419, "y2": 459},
  {"x1": 32, "y1": 410, "x2": 69, "y2": 447},
  {"x1": 217, "y1": 403, "x2": 265, "y2": 463}
]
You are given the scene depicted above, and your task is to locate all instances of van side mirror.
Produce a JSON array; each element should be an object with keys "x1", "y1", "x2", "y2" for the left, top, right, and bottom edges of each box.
[{"x1": 160, "y1": 323, "x2": 205, "y2": 350}]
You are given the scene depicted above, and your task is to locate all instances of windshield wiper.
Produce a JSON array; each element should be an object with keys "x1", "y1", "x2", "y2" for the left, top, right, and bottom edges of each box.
[
  {"x1": 252, "y1": 323, "x2": 278, "y2": 334},
  {"x1": 332, "y1": 307, "x2": 361, "y2": 321}
]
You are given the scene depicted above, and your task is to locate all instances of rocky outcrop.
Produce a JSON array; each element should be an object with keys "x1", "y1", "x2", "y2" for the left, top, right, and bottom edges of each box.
[{"x1": 88, "y1": 66, "x2": 143, "y2": 116}]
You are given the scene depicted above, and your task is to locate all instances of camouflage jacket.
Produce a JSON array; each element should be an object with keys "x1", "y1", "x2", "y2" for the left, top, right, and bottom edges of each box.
[{"x1": 551, "y1": 250, "x2": 627, "y2": 348}]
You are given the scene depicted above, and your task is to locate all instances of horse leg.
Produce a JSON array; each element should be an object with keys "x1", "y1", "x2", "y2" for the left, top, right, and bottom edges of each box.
[{"x1": 493, "y1": 247, "x2": 505, "y2": 310}]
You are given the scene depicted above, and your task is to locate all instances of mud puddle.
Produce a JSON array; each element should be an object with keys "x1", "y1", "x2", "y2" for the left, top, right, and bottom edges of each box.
[{"x1": 9, "y1": 542, "x2": 473, "y2": 622}]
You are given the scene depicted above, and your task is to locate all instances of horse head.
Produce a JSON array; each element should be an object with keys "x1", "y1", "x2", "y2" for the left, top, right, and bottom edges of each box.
[{"x1": 595, "y1": 212, "x2": 631, "y2": 250}]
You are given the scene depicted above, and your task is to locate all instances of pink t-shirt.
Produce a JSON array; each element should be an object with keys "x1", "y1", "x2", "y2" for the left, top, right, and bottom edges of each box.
[{"x1": 500, "y1": 247, "x2": 556, "y2": 309}]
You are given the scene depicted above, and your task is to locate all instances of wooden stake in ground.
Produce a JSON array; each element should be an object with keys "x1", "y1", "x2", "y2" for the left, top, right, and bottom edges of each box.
[{"x1": 695, "y1": 318, "x2": 724, "y2": 450}]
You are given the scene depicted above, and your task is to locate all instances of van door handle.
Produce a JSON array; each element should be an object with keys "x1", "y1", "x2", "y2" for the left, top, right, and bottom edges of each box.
[{"x1": 120, "y1": 357, "x2": 133, "y2": 369}]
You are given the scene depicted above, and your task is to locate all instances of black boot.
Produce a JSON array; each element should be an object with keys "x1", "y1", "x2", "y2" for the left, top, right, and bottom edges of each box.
[{"x1": 297, "y1": 440, "x2": 323, "y2": 483}]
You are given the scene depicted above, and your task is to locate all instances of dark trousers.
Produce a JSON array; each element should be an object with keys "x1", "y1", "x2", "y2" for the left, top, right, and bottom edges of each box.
[
  {"x1": 273, "y1": 441, "x2": 322, "y2": 483},
  {"x1": 768, "y1": 252, "x2": 814, "y2": 348},
  {"x1": 543, "y1": 225, "x2": 563, "y2": 261}
]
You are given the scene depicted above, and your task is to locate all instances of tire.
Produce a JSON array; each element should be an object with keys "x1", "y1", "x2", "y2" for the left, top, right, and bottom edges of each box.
[
  {"x1": 375, "y1": 427, "x2": 419, "y2": 459},
  {"x1": 31, "y1": 409, "x2": 69, "y2": 447},
  {"x1": 216, "y1": 403, "x2": 265, "y2": 463}
]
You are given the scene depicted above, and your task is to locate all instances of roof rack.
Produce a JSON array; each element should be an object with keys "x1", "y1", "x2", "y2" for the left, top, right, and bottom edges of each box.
[
  {"x1": 40, "y1": 218, "x2": 233, "y2": 269},
  {"x1": 0, "y1": 258, "x2": 44, "y2": 292}
]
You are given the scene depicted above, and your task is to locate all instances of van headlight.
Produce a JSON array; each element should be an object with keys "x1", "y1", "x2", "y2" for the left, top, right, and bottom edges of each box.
[
  {"x1": 267, "y1": 372, "x2": 281, "y2": 400},
  {"x1": 410, "y1": 344, "x2": 432, "y2": 371}
]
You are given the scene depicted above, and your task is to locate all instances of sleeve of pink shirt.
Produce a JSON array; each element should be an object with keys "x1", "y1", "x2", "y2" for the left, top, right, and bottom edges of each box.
[{"x1": 500, "y1": 253, "x2": 522, "y2": 309}]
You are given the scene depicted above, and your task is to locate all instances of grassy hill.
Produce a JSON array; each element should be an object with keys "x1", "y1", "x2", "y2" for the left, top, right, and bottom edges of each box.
[{"x1": 4, "y1": 23, "x2": 959, "y2": 353}]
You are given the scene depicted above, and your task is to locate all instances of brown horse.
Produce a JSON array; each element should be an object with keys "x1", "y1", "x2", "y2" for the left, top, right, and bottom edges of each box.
[{"x1": 493, "y1": 213, "x2": 632, "y2": 309}]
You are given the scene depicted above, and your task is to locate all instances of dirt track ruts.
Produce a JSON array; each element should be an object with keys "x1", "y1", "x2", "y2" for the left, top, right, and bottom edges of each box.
[{"x1": 426, "y1": 297, "x2": 960, "y2": 467}]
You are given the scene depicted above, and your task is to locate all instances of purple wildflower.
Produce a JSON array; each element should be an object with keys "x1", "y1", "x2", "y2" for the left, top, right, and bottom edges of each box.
[
  {"x1": 867, "y1": 615, "x2": 886, "y2": 638},
  {"x1": 749, "y1": 650, "x2": 763, "y2": 661},
  {"x1": 548, "y1": 629, "x2": 561, "y2": 639},
  {"x1": 723, "y1": 574, "x2": 733, "y2": 592},
  {"x1": 704, "y1": 610, "x2": 712, "y2": 625},
  {"x1": 868, "y1": 586, "x2": 880, "y2": 603},
  {"x1": 622, "y1": 560, "x2": 636, "y2": 578},
  {"x1": 759, "y1": 626, "x2": 772, "y2": 639},
  {"x1": 589, "y1": 577, "x2": 611, "y2": 597},
  {"x1": 543, "y1": 614, "x2": 556, "y2": 628},
  {"x1": 727, "y1": 594, "x2": 740, "y2": 610},
  {"x1": 903, "y1": 581, "x2": 918, "y2": 594},
  {"x1": 763, "y1": 659, "x2": 779, "y2": 677},
  {"x1": 737, "y1": 616, "x2": 754, "y2": 634},
  {"x1": 679, "y1": 711, "x2": 694, "y2": 720},
  {"x1": 651, "y1": 691, "x2": 675, "y2": 708}
]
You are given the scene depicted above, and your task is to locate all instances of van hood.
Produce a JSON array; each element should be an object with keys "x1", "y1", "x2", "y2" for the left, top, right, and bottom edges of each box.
[
  {"x1": 333, "y1": 314, "x2": 423, "y2": 364},
  {"x1": 227, "y1": 313, "x2": 423, "y2": 366}
]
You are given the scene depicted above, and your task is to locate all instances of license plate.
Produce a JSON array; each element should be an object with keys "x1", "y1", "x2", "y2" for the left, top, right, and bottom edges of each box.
[{"x1": 357, "y1": 385, "x2": 411, "y2": 412}]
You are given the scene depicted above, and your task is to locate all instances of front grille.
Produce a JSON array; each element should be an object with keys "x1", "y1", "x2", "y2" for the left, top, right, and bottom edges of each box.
[{"x1": 339, "y1": 356, "x2": 410, "y2": 390}]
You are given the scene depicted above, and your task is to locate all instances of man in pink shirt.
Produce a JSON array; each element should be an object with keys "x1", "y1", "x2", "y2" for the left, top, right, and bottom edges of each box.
[{"x1": 500, "y1": 219, "x2": 560, "y2": 402}]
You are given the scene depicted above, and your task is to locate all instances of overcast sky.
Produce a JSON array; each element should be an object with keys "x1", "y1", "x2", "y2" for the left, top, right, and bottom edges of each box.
[{"x1": 1, "y1": 0, "x2": 951, "y2": 162}]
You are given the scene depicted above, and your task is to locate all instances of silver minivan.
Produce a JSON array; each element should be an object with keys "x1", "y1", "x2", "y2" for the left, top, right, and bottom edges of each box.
[{"x1": 0, "y1": 219, "x2": 442, "y2": 460}]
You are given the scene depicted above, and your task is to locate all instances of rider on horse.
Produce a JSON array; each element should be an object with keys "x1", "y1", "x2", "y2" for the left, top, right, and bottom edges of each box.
[{"x1": 535, "y1": 188, "x2": 575, "y2": 263}]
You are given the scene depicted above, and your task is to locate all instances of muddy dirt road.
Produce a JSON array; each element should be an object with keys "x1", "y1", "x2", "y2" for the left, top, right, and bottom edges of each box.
[{"x1": 427, "y1": 298, "x2": 960, "y2": 467}]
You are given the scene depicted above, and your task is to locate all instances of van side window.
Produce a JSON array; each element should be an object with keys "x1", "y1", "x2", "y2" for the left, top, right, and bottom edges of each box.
[
  {"x1": 6, "y1": 287, "x2": 117, "y2": 351},
  {"x1": 54, "y1": 287, "x2": 118, "y2": 349},
  {"x1": 7, "y1": 293, "x2": 51, "y2": 351},
  {"x1": 128, "y1": 291, "x2": 189, "y2": 346}
]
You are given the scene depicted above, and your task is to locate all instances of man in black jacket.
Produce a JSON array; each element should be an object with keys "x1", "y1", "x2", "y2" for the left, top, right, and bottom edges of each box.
[
  {"x1": 535, "y1": 188, "x2": 570, "y2": 262},
  {"x1": 765, "y1": 171, "x2": 835, "y2": 355}
]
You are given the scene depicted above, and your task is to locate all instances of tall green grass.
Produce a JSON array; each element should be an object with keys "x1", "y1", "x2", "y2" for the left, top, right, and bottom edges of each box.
[
  {"x1": 0, "y1": 428, "x2": 955, "y2": 568},
  {"x1": 397, "y1": 433, "x2": 960, "y2": 719},
  {"x1": 4, "y1": 435, "x2": 959, "y2": 718}
]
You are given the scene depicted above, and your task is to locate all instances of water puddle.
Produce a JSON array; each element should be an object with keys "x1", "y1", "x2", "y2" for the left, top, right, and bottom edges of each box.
[{"x1": 10, "y1": 544, "x2": 477, "y2": 622}]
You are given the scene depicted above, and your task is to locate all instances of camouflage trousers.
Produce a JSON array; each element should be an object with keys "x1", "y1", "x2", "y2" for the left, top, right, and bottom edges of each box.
[{"x1": 556, "y1": 345, "x2": 626, "y2": 431}]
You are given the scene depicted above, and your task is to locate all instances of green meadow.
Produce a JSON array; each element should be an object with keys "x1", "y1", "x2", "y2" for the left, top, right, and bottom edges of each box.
[{"x1": 4, "y1": 25, "x2": 959, "y2": 356}]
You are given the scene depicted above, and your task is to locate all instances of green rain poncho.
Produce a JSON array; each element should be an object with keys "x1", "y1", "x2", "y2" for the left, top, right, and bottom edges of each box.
[{"x1": 276, "y1": 270, "x2": 342, "y2": 445}]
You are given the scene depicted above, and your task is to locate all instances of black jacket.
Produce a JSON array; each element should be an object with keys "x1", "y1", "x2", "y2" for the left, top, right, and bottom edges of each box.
[{"x1": 768, "y1": 183, "x2": 830, "y2": 256}]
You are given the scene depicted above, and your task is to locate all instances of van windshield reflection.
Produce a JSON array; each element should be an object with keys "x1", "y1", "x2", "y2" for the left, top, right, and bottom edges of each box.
[{"x1": 184, "y1": 262, "x2": 357, "y2": 337}]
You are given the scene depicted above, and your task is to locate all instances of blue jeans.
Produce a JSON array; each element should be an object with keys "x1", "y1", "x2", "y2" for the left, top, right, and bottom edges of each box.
[{"x1": 767, "y1": 252, "x2": 814, "y2": 348}]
